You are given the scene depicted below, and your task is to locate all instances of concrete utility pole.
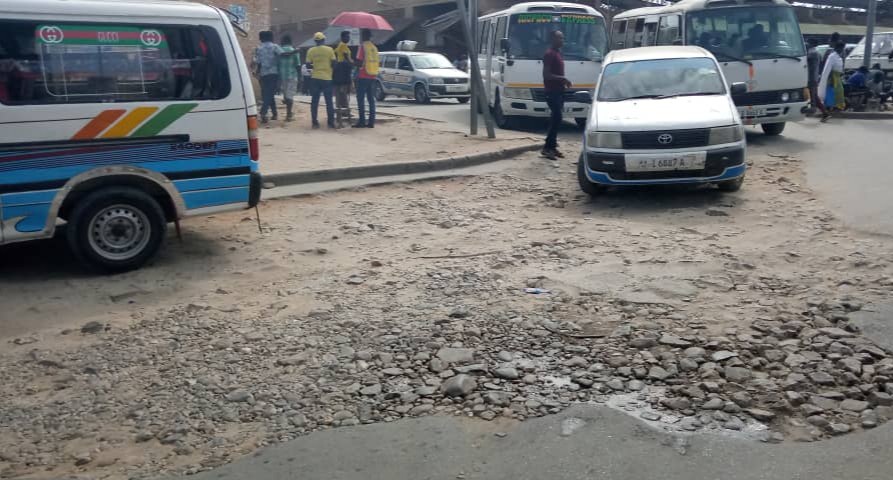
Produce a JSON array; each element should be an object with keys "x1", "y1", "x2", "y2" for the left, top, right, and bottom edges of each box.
[
  {"x1": 455, "y1": 0, "x2": 496, "y2": 138},
  {"x1": 864, "y1": 0, "x2": 878, "y2": 68}
]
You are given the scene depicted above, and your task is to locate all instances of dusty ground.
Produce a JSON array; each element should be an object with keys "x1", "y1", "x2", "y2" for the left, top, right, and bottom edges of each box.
[
  {"x1": 257, "y1": 107, "x2": 535, "y2": 174},
  {"x1": 1, "y1": 141, "x2": 892, "y2": 480}
]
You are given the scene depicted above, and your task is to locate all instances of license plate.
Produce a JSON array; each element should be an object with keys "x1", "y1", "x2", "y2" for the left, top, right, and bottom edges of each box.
[
  {"x1": 740, "y1": 107, "x2": 766, "y2": 118},
  {"x1": 626, "y1": 152, "x2": 707, "y2": 172},
  {"x1": 446, "y1": 85, "x2": 467, "y2": 92}
]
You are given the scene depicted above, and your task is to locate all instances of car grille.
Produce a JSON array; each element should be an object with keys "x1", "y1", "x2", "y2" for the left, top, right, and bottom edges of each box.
[
  {"x1": 443, "y1": 78, "x2": 468, "y2": 85},
  {"x1": 732, "y1": 89, "x2": 799, "y2": 106},
  {"x1": 531, "y1": 89, "x2": 581, "y2": 102},
  {"x1": 621, "y1": 129, "x2": 710, "y2": 150}
]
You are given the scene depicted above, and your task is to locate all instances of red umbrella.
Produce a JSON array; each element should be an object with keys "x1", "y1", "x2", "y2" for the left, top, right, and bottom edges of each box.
[{"x1": 330, "y1": 12, "x2": 394, "y2": 31}]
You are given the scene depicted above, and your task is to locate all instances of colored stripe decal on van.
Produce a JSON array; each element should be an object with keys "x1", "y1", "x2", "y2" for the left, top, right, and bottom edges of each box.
[
  {"x1": 132, "y1": 104, "x2": 198, "y2": 137},
  {"x1": 72, "y1": 109, "x2": 126, "y2": 140},
  {"x1": 101, "y1": 107, "x2": 158, "y2": 138}
]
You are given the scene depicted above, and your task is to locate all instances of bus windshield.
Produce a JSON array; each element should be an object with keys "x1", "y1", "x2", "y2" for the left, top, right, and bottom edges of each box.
[
  {"x1": 849, "y1": 32, "x2": 893, "y2": 57},
  {"x1": 508, "y1": 13, "x2": 607, "y2": 62},
  {"x1": 686, "y1": 7, "x2": 805, "y2": 61}
]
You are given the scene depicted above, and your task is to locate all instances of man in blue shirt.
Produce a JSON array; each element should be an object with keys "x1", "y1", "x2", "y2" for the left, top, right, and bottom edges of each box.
[{"x1": 848, "y1": 66, "x2": 869, "y2": 89}]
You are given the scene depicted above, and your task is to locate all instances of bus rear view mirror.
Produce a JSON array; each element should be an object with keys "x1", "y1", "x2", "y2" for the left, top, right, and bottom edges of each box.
[
  {"x1": 500, "y1": 38, "x2": 511, "y2": 54},
  {"x1": 730, "y1": 82, "x2": 747, "y2": 95}
]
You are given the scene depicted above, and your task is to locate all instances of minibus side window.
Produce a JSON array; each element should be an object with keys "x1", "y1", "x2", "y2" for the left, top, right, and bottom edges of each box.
[{"x1": 0, "y1": 21, "x2": 230, "y2": 105}]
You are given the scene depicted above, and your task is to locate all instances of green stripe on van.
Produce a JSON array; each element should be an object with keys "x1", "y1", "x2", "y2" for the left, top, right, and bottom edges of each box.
[{"x1": 131, "y1": 103, "x2": 198, "y2": 137}]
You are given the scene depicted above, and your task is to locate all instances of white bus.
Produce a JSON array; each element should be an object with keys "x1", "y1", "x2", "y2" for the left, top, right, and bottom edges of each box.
[
  {"x1": 612, "y1": 0, "x2": 808, "y2": 136},
  {"x1": 477, "y1": 2, "x2": 609, "y2": 129}
]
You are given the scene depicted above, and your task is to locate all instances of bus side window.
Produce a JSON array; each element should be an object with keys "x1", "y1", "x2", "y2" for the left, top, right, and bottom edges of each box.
[
  {"x1": 657, "y1": 15, "x2": 681, "y2": 46},
  {"x1": 480, "y1": 21, "x2": 491, "y2": 55},
  {"x1": 495, "y1": 17, "x2": 507, "y2": 55},
  {"x1": 612, "y1": 20, "x2": 627, "y2": 49},
  {"x1": 632, "y1": 19, "x2": 646, "y2": 47},
  {"x1": 644, "y1": 21, "x2": 658, "y2": 46}
]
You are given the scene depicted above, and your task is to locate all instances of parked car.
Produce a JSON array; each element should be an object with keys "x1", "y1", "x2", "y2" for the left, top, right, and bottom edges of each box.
[
  {"x1": 577, "y1": 46, "x2": 747, "y2": 196},
  {"x1": 375, "y1": 52, "x2": 470, "y2": 104}
]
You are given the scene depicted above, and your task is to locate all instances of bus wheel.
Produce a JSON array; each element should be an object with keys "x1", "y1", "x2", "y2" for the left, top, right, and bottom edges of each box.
[
  {"x1": 67, "y1": 187, "x2": 167, "y2": 273},
  {"x1": 414, "y1": 84, "x2": 430, "y2": 104},
  {"x1": 493, "y1": 96, "x2": 515, "y2": 129},
  {"x1": 457, "y1": 97, "x2": 470, "y2": 104},
  {"x1": 375, "y1": 82, "x2": 386, "y2": 102},
  {"x1": 761, "y1": 122, "x2": 785, "y2": 136},
  {"x1": 575, "y1": 118, "x2": 587, "y2": 129}
]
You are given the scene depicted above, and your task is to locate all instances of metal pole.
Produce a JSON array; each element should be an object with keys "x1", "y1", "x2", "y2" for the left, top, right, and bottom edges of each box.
[
  {"x1": 455, "y1": 0, "x2": 496, "y2": 138},
  {"x1": 469, "y1": 0, "x2": 479, "y2": 135},
  {"x1": 864, "y1": 0, "x2": 877, "y2": 69}
]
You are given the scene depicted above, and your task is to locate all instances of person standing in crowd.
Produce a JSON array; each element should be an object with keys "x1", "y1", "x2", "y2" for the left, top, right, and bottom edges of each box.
[
  {"x1": 818, "y1": 41, "x2": 846, "y2": 122},
  {"x1": 333, "y1": 30, "x2": 354, "y2": 128},
  {"x1": 278, "y1": 35, "x2": 300, "y2": 122},
  {"x1": 253, "y1": 31, "x2": 282, "y2": 124},
  {"x1": 305, "y1": 32, "x2": 336, "y2": 129},
  {"x1": 806, "y1": 38, "x2": 825, "y2": 116},
  {"x1": 541, "y1": 30, "x2": 571, "y2": 160},
  {"x1": 353, "y1": 29, "x2": 379, "y2": 128}
]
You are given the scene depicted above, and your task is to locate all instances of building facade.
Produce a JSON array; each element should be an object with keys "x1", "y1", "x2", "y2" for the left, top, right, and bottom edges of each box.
[{"x1": 205, "y1": 0, "x2": 273, "y2": 62}]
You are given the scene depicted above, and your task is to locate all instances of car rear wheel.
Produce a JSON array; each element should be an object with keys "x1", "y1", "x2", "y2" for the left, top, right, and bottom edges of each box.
[
  {"x1": 67, "y1": 187, "x2": 167, "y2": 273},
  {"x1": 577, "y1": 155, "x2": 607, "y2": 197},
  {"x1": 761, "y1": 122, "x2": 785, "y2": 136},
  {"x1": 375, "y1": 82, "x2": 386, "y2": 101},
  {"x1": 575, "y1": 118, "x2": 587, "y2": 129}
]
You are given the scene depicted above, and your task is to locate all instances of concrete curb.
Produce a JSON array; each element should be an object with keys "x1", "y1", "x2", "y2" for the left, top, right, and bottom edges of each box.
[
  {"x1": 830, "y1": 111, "x2": 893, "y2": 120},
  {"x1": 262, "y1": 142, "x2": 541, "y2": 187}
]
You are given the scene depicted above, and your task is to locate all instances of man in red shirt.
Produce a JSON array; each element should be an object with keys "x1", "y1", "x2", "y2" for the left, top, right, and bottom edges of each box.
[{"x1": 542, "y1": 31, "x2": 572, "y2": 160}]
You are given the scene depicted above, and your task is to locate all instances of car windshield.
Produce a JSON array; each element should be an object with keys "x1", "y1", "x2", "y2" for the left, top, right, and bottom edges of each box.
[
  {"x1": 411, "y1": 54, "x2": 454, "y2": 69},
  {"x1": 597, "y1": 57, "x2": 726, "y2": 101},
  {"x1": 849, "y1": 33, "x2": 893, "y2": 57},
  {"x1": 508, "y1": 13, "x2": 608, "y2": 61},
  {"x1": 686, "y1": 6, "x2": 806, "y2": 60}
]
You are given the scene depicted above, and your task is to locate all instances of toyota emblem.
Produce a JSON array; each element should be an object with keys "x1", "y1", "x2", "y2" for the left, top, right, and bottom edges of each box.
[{"x1": 657, "y1": 134, "x2": 673, "y2": 145}]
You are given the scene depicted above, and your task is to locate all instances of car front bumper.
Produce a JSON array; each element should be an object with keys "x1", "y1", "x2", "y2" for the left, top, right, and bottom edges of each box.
[{"x1": 582, "y1": 145, "x2": 746, "y2": 186}]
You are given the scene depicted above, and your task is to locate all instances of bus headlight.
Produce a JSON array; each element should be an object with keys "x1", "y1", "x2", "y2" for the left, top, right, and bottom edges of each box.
[
  {"x1": 586, "y1": 131, "x2": 622, "y2": 149},
  {"x1": 780, "y1": 92, "x2": 790, "y2": 102},
  {"x1": 504, "y1": 87, "x2": 532, "y2": 100},
  {"x1": 708, "y1": 126, "x2": 743, "y2": 145},
  {"x1": 429, "y1": 77, "x2": 444, "y2": 85}
]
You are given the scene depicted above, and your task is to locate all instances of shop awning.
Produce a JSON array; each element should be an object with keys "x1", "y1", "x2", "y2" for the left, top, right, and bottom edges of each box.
[{"x1": 298, "y1": 18, "x2": 412, "y2": 48}]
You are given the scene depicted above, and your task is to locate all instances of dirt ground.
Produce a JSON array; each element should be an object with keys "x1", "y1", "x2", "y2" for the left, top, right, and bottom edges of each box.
[
  {"x1": 257, "y1": 107, "x2": 536, "y2": 174},
  {"x1": 1, "y1": 139, "x2": 892, "y2": 480}
]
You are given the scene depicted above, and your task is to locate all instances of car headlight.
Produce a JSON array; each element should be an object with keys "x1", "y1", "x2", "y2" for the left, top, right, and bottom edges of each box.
[
  {"x1": 586, "y1": 131, "x2": 622, "y2": 149},
  {"x1": 503, "y1": 87, "x2": 532, "y2": 100},
  {"x1": 429, "y1": 77, "x2": 444, "y2": 85},
  {"x1": 708, "y1": 125, "x2": 743, "y2": 145},
  {"x1": 780, "y1": 92, "x2": 790, "y2": 102}
]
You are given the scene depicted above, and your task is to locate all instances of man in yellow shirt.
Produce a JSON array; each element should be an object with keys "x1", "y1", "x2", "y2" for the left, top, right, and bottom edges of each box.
[
  {"x1": 305, "y1": 32, "x2": 336, "y2": 129},
  {"x1": 332, "y1": 30, "x2": 354, "y2": 128},
  {"x1": 353, "y1": 29, "x2": 380, "y2": 128}
]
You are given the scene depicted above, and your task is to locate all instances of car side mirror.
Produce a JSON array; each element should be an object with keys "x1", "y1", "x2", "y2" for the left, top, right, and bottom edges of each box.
[
  {"x1": 500, "y1": 38, "x2": 511, "y2": 54},
  {"x1": 730, "y1": 82, "x2": 747, "y2": 95},
  {"x1": 574, "y1": 90, "x2": 593, "y2": 104}
]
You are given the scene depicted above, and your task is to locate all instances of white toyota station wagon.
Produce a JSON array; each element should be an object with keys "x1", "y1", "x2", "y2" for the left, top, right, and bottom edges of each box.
[{"x1": 577, "y1": 46, "x2": 747, "y2": 195}]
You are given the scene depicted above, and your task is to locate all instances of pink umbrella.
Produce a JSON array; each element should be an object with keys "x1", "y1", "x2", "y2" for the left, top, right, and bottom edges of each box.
[{"x1": 330, "y1": 11, "x2": 394, "y2": 31}]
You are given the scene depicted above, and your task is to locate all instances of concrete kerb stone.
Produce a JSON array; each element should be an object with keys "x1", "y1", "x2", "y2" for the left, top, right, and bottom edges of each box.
[{"x1": 262, "y1": 142, "x2": 541, "y2": 187}]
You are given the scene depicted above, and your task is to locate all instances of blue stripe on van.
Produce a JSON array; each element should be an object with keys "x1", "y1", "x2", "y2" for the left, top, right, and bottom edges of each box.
[
  {"x1": 2, "y1": 203, "x2": 52, "y2": 233},
  {"x1": 182, "y1": 187, "x2": 250, "y2": 210},
  {"x1": 1, "y1": 189, "x2": 58, "y2": 206},
  {"x1": 173, "y1": 175, "x2": 250, "y2": 193}
]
